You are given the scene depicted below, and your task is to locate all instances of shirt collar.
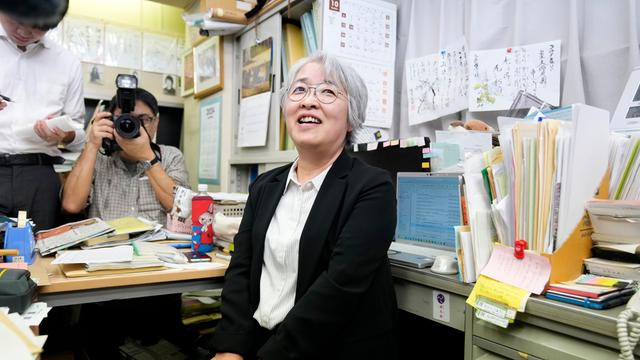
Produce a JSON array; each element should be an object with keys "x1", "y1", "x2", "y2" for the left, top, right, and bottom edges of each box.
[
  {"x1": 283, "y1": 159, "x2": 333, "y2": 194},
  {"x1": 0, "y1": 22, "x2": 49, "y2": 50}
]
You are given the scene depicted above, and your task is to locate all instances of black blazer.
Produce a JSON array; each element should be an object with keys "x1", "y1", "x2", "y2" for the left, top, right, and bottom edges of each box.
[{"x1": 213, "y1": 150, "x2": 398, "y2": 359}]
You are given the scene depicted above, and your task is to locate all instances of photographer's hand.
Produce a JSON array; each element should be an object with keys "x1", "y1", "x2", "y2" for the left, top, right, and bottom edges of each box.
[
  {"x1": 114, "y1": 126, "x2": 155, "y2": 161},
  {"x1": 87, "y1": 112, "x2": 115, "y2": 149}
]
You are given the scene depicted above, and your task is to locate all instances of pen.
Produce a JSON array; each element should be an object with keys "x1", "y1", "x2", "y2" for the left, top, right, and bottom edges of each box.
[{"x1": 0, "y1": 94, "x2": 13, "y2": 102}]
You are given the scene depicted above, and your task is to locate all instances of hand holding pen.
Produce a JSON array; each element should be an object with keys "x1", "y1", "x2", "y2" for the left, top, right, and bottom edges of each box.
[{"x1": 0, "y1": 94, "x2": 13, "y2": 112}]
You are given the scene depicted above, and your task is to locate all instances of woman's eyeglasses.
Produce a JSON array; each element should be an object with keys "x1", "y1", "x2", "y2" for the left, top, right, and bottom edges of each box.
[{"x1": 287, "y1": 82, "x2": 345, "y2": 104}]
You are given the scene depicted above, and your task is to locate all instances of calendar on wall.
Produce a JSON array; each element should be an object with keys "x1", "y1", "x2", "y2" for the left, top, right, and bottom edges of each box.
[{"x1": 322, "y1": 0, "x2": 397, "y2": 129}]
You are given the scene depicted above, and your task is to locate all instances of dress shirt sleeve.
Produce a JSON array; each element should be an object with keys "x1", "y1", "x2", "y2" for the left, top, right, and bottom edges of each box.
[
  {"x1": 62, "y1": 59, "x2": 86, "y2": 152},
  {"x1": 258, "y1": 170, "x2": 397, "y2": 359}
]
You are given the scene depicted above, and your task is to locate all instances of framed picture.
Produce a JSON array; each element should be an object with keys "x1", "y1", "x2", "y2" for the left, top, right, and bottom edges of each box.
[
  {"x1": 181, "y1": 49, "x2": 194, "y2": 97},
  {"x1": 193, "y1": 36, "x2": 223, "y2": 99}
]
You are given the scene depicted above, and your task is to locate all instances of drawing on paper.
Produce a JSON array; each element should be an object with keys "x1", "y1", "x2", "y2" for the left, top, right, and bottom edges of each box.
[
  {"x1": 468, "y1": 40, "x2": 561, "y2": 112},
  {"x1": 406, "y1": 38, "x2": 469, "y2": 125}
]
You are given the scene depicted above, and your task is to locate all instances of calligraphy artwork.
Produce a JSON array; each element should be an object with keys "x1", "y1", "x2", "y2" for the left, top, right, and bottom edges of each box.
[
  {"x1": 406, "y1": 38, "x2": 469, "y2": 125},
  {"x1": 468, "y1": 40, "x2": 561, "y2": 112}
]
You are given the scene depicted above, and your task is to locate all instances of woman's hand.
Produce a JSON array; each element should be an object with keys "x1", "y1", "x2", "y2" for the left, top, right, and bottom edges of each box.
[{"x1": 212, "y1": 353, "x2": 244, "y2": 360}]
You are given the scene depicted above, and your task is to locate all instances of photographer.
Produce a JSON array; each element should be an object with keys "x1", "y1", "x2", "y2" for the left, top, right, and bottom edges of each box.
[
  {"x1": 0, "y1": 0, "x2": 85, "y2": 231},
  {"x1": 61, "y1": 87, "x2": 189, "y2": 225}
]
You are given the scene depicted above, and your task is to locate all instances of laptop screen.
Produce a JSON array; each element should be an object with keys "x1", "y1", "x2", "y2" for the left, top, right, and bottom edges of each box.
[{"x1": 394, "y1": 173, "x2": 462, "y2": 256}]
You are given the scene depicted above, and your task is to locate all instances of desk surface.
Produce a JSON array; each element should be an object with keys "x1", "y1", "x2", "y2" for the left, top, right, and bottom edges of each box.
[{"x1": 31, "y1": 255, "x2": 228, "y2": 307}]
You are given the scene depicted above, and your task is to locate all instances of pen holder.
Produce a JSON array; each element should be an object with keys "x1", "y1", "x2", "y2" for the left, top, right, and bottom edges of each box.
[{"x1": 3, "y1": 222, "x2": 35, "y2": 264}]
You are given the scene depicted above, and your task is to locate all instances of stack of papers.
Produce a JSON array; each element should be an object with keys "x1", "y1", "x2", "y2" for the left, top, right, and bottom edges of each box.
[
  {"x1": 52, "y1": 245, "x2": 165, "y2": 275},
  {"x1": 81, "y1": 217, "x2": 160, "y2": 249},
  {"x1": 496, "y1": 104, "x2": 610, "y2": 253},
  {"x1": 0, "y1": 308, "x2": 47, "y2": 359},
  {"x1": 608, "y1": 134, "x2": 640, "y2": 200},
  {"x1": 36, "y1": 218, "x2": 113, "y2": 256}
]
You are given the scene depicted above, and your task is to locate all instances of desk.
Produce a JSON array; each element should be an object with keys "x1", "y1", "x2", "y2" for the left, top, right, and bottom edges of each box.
[
  {"x1": 31, "y1": 256, "x2": 228, "y2": 307},
  {"x1": 391, "y1": 264, "x2": 640, "y2": 360}
]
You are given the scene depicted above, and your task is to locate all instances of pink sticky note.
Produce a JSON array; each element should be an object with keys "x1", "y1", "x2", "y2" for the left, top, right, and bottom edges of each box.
[{"x1": 480, "y1": 245, "x2": 551, "y2": 294}]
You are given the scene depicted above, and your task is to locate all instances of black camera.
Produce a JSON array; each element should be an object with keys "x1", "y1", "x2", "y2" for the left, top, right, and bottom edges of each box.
[{"x1": 102, "y1": 74, "x2": 140, "y2": 155}]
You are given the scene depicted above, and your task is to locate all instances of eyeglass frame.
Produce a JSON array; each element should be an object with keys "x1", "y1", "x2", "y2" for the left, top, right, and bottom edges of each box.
[
  {"x1": 135, "y1": 114, "x2": 157, "y2": 125},
  {"x1": 285, "y1": 81, "x2": 347, "y2": 104}
]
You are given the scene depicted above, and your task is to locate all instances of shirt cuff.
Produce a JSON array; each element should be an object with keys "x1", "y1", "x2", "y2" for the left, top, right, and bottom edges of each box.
[{"x1": 64, "y1": 129, "x2": 86, "y2": 152}]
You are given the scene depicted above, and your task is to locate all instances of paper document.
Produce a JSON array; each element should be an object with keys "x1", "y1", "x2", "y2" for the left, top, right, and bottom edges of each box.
[
  {"x1": 480, "y1": 245, "x2": 551, "y2": 294},
  {"x1": 436, "y1": 131, "x2": 492, "y2": 161},
  {"x1": 467, "y1": 275, "x2": 530, "y2": 312},
  {"x1": 51, "y1": 245, "x2": 133, "y2": 265},
  {"x1": 238, "y1": 92, "x2": 271, "y2": 147},
  {"x1": 36, "y1": 218, "x2": 113, "y2": 256},
  {"x1": 15, "y1": 115, "x2": 76, "y2": 140}
]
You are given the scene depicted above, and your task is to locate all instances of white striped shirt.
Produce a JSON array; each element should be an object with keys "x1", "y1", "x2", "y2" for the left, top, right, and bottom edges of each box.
[
  {"x1": 253, "y1": 161, "x2": 331, "y2": 329},
  {"x1": 0, "y1": 25, "x2": 86, "y2": 155}
]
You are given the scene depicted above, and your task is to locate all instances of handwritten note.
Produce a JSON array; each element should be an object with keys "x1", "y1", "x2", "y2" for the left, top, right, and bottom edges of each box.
[
  {"x1": 467, "y1": 275, "x2": 530, "y2": 311},
  {"x1": 480, "y1": 244, "x2": 551, "y2": 294},
  {"x1": 105, "y1": 25, "x2": 142, "y2": 70},
  {"x1": 469, "y1": 40, "x2": 561, "y2": 111},
  {"x1": 238, "y1": 92, "x2": 271, "y2": 147},
  {"x1": 406, "y1": 38, "x2": 469, "y2": 125},
  {"x1": 63, "y1": 17, "x2": 105, "y2": 64}
]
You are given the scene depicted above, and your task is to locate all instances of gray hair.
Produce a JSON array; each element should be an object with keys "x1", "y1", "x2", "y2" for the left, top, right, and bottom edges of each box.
[{"x1": 280, "y1": 52, "x2": 367, "y2": 145}]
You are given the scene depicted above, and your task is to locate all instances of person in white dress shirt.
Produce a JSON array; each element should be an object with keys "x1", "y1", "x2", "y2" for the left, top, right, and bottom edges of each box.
[
  {"x1": 0, "y1": 0, "x2": 85, "y2": 230},
  {"x1": 213, "y1": 52, "x2": 398, "y2": 360}
]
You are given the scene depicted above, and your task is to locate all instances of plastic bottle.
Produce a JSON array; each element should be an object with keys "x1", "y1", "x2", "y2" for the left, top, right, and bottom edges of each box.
[{"x1": 191, "y1": 184, "x2": 215, "y2": 253}]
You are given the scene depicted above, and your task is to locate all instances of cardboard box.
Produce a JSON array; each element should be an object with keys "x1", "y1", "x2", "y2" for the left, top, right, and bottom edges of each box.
[{"x1": 199, "y1": 0, "x2": 254, "y2": 14}]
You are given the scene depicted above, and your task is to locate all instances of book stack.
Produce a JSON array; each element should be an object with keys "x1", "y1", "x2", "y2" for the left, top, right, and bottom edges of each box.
[
  {"x1": 584, "y1": 200, "x2": 640, "y2": 278},
  {"x1": 544, "y1": 275, "x2": 636, "y2": 309}
]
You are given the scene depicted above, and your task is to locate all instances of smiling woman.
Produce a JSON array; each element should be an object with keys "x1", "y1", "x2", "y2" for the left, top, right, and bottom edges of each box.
[{"x1": 212, "y1": 52, "x2": 399, "y2": 360}]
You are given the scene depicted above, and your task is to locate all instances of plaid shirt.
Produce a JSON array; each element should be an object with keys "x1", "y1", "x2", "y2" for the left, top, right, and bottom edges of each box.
[{"x1": 87, "y1": 145, "x2": 190, "y2": 225}]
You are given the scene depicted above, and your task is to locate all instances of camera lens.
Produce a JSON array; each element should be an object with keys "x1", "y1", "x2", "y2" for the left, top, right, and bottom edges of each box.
[{"x1": 114, "y1": 114, "x2": 140, "y2": 139}]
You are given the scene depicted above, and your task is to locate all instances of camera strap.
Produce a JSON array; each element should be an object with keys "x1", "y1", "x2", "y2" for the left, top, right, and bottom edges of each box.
[{"x1": 141, "y1": 122, "x2": 162, "y2": 162}]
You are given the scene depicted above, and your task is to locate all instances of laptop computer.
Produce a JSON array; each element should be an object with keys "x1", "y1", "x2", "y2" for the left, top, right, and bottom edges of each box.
[{"x1": 387, "y1": 173, "x2": 463, "y2": 269}]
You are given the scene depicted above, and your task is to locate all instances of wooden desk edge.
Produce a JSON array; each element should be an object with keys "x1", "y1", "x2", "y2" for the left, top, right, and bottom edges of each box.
[{"x1": 32, "y1": 255, "x2": 228, "y2": 294}]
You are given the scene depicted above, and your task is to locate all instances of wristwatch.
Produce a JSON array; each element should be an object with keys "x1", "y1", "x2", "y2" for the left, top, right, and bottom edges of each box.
[{"x1": 142, "y1": 154, "x2": 160, "y2": 171}]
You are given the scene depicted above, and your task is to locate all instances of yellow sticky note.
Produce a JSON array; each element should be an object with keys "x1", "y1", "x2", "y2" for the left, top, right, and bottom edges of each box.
[
  {"x1": 421, "y1": 162, "x2": 430, "y2": 169},
  {"x1": 467, "y1": 275, "x2": 530, "y2": 312}
]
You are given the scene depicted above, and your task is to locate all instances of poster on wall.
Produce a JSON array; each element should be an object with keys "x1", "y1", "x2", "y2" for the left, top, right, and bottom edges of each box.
[
  {"x1": 468, "y1": 40, "x2": 561, "y2": 112},
  {"x1": 241, "y1": 37, "x2": 273, "y2": 98},
  {"x1": 143, "y1": 32, "x2": 179, "y2": 75},
  {"x1": 322, "y1": 0, "x2": 397, "y2": 129},
  {"x1": 104, "y1": 25, "x2": 142, "y2": 70},
  {"x1": 199, "y1": 96, "x2": 222, "y2": 184},
  {"x1": 64, "y1": 17, "x2": 105, "y2": 64},
  {"x1": 406, "y1": 37, "x2": 469, "y2": 125}
]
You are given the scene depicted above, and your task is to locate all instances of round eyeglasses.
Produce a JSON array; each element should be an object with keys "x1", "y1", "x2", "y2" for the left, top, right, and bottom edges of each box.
[
  {"x1": 136, "y1": 114, "x2": 156, "y2": 125},
  {"x1": 287, "y1": 82, "x2": 345, "y2": 104}
]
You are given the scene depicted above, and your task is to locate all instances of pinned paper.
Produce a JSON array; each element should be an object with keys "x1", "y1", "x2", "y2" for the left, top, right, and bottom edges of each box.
[
  {"x1": 481, "y1": 244, "x2": 551, "y2": 294},
  {"x1": 467, "y1": 275, "x2": 530, "y2": 311}
]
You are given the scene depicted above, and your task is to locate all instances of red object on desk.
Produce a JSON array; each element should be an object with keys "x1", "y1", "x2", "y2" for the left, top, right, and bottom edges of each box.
[{"x1": 514, "y1": 240, "x2": 527, "y2": 259}]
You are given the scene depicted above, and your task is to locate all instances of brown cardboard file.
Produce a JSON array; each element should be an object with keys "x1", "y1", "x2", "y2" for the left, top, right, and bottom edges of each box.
[{"x1": 542, "y1": 173, "x2": 610, "y2": 284}]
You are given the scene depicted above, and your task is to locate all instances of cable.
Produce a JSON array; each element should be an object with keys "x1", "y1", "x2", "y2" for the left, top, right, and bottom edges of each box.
[{"x1": 618, "y1": 290, "x2": 640, "y2": 359}]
